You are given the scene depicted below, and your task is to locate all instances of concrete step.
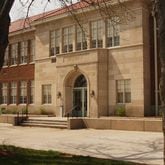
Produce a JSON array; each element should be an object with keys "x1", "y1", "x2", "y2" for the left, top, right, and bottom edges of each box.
[
  {"x1": 21, "y1": 122, "x2": 67, "y2": 129},
  {"x1": 20, "y1": 118, "x2": 68, "y2": 129},
  {"x1": 27, "y1": 119, "x2": 67, "y2": 125}
]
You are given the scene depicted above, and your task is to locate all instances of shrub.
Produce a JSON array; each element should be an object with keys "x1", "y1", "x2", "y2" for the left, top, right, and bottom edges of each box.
[
  {"x1": 40, "y1": 108, "x2": 47, "y2": 115},
  {"x1": 21, "y1": 107, "x2": 28, "y2": 114},
  {"x1": 115, "y1": 105, "x2": 126, "y2": 116},
  {"x1": 0, "y1": 108, "x2": 6, "y2": 114},
  {"x1": 3, "y1": 108, "x2": 18, "y2": 114},
  {"x1": 40, "y1": 108, "x2": 55, "y2": 116}
]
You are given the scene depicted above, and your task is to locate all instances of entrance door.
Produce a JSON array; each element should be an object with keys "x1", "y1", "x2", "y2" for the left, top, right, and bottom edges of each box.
[
  {"x1": 72, "y1": 74, "x2": 87, "y2": 117},
  {"x1": 73, "y1": 88, "x2": 87, "y2": 117}
]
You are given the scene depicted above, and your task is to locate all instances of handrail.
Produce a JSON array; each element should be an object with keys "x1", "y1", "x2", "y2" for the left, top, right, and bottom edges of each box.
[
  {"x1": 16, "y1": 108, "x2": 28, "y2": 125},
  {"x1": 66, "y1": 105, "x2": 79, "y2": 118}
]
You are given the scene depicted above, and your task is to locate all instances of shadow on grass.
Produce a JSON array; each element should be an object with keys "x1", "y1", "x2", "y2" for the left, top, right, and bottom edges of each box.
[{"x1": 0, "y1": 145, "x2": 145, "y2": 165}]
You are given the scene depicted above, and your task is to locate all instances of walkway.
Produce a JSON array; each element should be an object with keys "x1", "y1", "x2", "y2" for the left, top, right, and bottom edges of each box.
[{"x1": 0, "y1": 123, "x2": 163, "y2": 165}]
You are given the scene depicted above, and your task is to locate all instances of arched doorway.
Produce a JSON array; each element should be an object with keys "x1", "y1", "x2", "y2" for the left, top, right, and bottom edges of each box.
[{"x1": 72, "y1": 74, "x2": 87, "y2": 117}]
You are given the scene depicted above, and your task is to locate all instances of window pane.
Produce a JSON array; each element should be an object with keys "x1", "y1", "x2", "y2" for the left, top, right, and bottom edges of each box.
[
  {"x1": 20, "y1": 41, "x2": 28, "y2": 64},
  {"x1": 124, "y1": 79, "x2": 131, "y2": 103},
  {"x1": 117, "y1": 93, "x2": 123, "y2": 103},
  {"x1": 125, "y1": 92, "x2": 131, "y2": 103},
  {"x1": 11, "y1": 43, "x2": 18, "y2": 65},
  {"x1": 63, "y1": 26, "x2": 73, "y2": 53},
  {"x1": 76, "y1": 25, "x2": 87, "y2": 51},
  {"x1": 116, "y1": 79, "x2": 131, "y2": 103},
  {"x1": 107, "y1": 17, "x2": 120, "y2": 47},
  {"x1": 91, "y1": 20, "x2": 103, "y2": 48},
  {"x1": 42, "y1": 85, "x2": 52, "y2": 104},
  {"x1": 30, "y1": 80, "x2": 34, "y2": 104},
  {"x1": 20, "y1": 81, "x2": 27, "y2": 104},
  {"x1": 4, "y1": 47, "x2": 9, "y2": 66},
  {"x1": 29, "y1": 39, "x2": 35, "y2": 62},
  {"x1": 50, "y1": 30, "x2": 60, "y2": 56},
  {"x1": 124, "y1": 79, "x2": 131, "y2": 92},
  {"x1": 2, "y1": 83, "x2": 8, "y2": 104},
  {"x1": 10, "y1": 82, "x2": 17, "y2": 104}
]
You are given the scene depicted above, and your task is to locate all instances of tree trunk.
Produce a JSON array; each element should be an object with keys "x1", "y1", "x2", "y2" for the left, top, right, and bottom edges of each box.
[
  {"x1": 0, "y1": 0, "x2": 14, "y2": 69},
  {"x1": 158, "y1": 0, "x2": 165, "y2": 164}
]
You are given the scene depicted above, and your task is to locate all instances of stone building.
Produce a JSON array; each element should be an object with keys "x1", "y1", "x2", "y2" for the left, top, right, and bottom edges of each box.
[{"x1": 0, "y1": 0, "x2": 157, "y2": 117}]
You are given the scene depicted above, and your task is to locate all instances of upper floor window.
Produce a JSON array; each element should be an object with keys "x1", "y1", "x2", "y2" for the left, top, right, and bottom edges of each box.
[
  {"x1": 30, "y1": 80, "x2": 34, "y2": 104},
  {"x1": 11, "y1": 43, "x2": 18, "y2": 65},
  {"x1": 107, "y1": 17, "x2": 120, "y2": 47},
  {"x1": 29, "y1": 39, "x2": 35, "y2": 63},
  {"x1": 1, "y1": 83, "x2": 8, "y2": 104},
  {"x1": 19, "y1": 81, "x2": 27, "y2": 104},
  {"x1": 116, "y1": 79, "x2": 131, "y2": 103},
  {"x1": 3, "y1": 47, "x2": 9, "y2": 66},
  {"x1": 50, "y1": 29, "x2": 60, "y2": 56},
  {"x1": 91, "y1": 20, "x2": 103, "y2": 48},
  {"x1": 20, "y1": 41, "x2": 28, "y2": 64},
  {"x1": 63, "y1": 26, "x2": 73, "y2": 53},
  {"x1": 42, "y1": 84, "x2": 52, "y2": 104},
  {"x1": 5, "y1": 39, "x2": 35, "y2": 66},
  {"x1": 76, "y1": 26, "x2": 87, "y2": 51},
  {"x1": 10, "y1": 82, "x2": 17, "y2": 104}
]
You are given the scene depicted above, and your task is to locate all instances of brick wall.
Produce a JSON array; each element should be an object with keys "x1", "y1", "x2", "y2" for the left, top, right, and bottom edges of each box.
[{"x1": 0, "y1": 64, "x2": 34, "y2": 82}]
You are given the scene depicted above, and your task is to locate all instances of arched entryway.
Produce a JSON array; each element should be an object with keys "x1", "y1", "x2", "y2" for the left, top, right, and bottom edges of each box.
[
  {"x1": 64, "y1": 71, "x2": 88, "y2": 117},
  {"x1": 72, "y1": 74, "x2": 87, "y2": 117}
]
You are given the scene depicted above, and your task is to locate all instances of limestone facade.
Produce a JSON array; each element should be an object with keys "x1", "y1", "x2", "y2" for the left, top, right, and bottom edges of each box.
[{"x1": 0, "y1": 0, "x2": 155, "y2": 117}]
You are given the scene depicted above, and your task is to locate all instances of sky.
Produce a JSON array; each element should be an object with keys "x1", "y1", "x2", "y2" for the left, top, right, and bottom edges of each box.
[{"x1": 10, "y1": 0, "x2": 61, "y2": 21}]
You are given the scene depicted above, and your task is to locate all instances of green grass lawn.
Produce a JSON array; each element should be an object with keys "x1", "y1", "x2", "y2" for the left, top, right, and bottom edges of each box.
[{"x1": 0, "y1": 145, "x2": 144, "y2": 165}]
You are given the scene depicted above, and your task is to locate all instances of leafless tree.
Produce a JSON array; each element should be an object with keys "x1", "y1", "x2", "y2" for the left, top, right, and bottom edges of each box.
[{"x1": 0, "y1": 0, "x2": 14, "y2": 68}]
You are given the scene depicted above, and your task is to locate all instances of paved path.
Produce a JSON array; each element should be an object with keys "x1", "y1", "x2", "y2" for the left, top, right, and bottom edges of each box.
[{"x1": 0, "y1": 123, "x2": 163, "y2": 165}]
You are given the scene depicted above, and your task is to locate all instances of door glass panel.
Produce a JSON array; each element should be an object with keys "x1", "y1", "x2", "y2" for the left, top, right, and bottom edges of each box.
[
  {"x1": 73, "y1": 74, "x2": 87, "y2": 117},
  {"x1": 84, "y1": 89, "x2": 87, "y2": 116},
  {"x1": 74, "y1": 75, "x2": 87, "y2": 87},
  {"x1": 73, "y1": 89, "x2": 82, "y2": 117}
]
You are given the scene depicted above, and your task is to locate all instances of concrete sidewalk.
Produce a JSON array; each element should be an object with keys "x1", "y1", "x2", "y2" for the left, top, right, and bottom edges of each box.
[{"x1": 0, "y1": 123, "x2": 163, "y2": 165}]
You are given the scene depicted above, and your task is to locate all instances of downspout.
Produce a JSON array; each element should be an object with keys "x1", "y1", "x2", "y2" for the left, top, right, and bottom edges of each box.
[{"x1": 152, "y1": 4, "x2": 159, "y2": 116}]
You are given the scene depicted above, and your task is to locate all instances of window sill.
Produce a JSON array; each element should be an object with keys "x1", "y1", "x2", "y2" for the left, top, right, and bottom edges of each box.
[
  {"x1": 116, "y1": 103, "x2": 131, "y2": 104},
  {"x1": 19, "y1": 63, "x2": 28, "y2": 66},
  {"x1": 107, "y1": 45, "x2": 120, "y2": 49},
  {"x1": 29, "y1": 62, "x2": 35, "y2": 64},
  {"x1": 10, "y1": 65, "x2": 18, "y2": 67},
  {"x1": 2, "y1": 66, "x2": 8, "y2": 68}
]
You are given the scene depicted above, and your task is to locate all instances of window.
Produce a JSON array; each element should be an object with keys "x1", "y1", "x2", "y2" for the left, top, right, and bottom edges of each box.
[
  {"x1": 74, "y1": 74, "x2": 87, "y2": 87},
  {"x1": 20, "y1": 81, "x2": 27, "y2": 104},
  {"x1": 30, "y1": 80, "x2": 34, "y2": 104},
  {"x1": 91, "y1": 20, "x2": 103, "y2": 48},
  {"x1": 42, "y1": 85, "x2": 51, "y2": 104},
  {"x1": 3, "y1": 47, "x2": 9, "y2": 66},
  {"x1": 107, "y1": 17, "x2": 120, "y2": 47},
  {"x1": 116, "y1": 79, "x2": 131, "y2": 103},
  {"x1": 20, "y1": 41, "x2": 28, "y2": 64},
  {"x1": 11, "y1": 43, "x2": 18, "y2": 65},
  {"x1": 10, "y1": 82, "x2": 17, "y2": 104},
  {"x1": 50, "y1": 30, "x2": 60, "y2": 56},
  {"x1": 63, "y1": 26, "x2": 73, "y2": 53},
  {"x1": 29, "y1": 39, "x2": 35, "y2": 63},
  {"x1": 76, "y1": 26, "x2": 87, "y2": 51},
  {"x1": 1, "y1": 83, "x2": 8, "y2": 104}
]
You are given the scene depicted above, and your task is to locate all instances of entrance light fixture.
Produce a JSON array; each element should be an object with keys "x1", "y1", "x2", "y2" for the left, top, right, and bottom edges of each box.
[
  {"x1": 73, "y1": 64, "x2": 78, "y2": 70},
  {"x1": 57, "y1": 91, "x2": 61, "y2": 98},
  {"x1": 90, "y1": 90, "x2": 95, "y2": 97}
]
